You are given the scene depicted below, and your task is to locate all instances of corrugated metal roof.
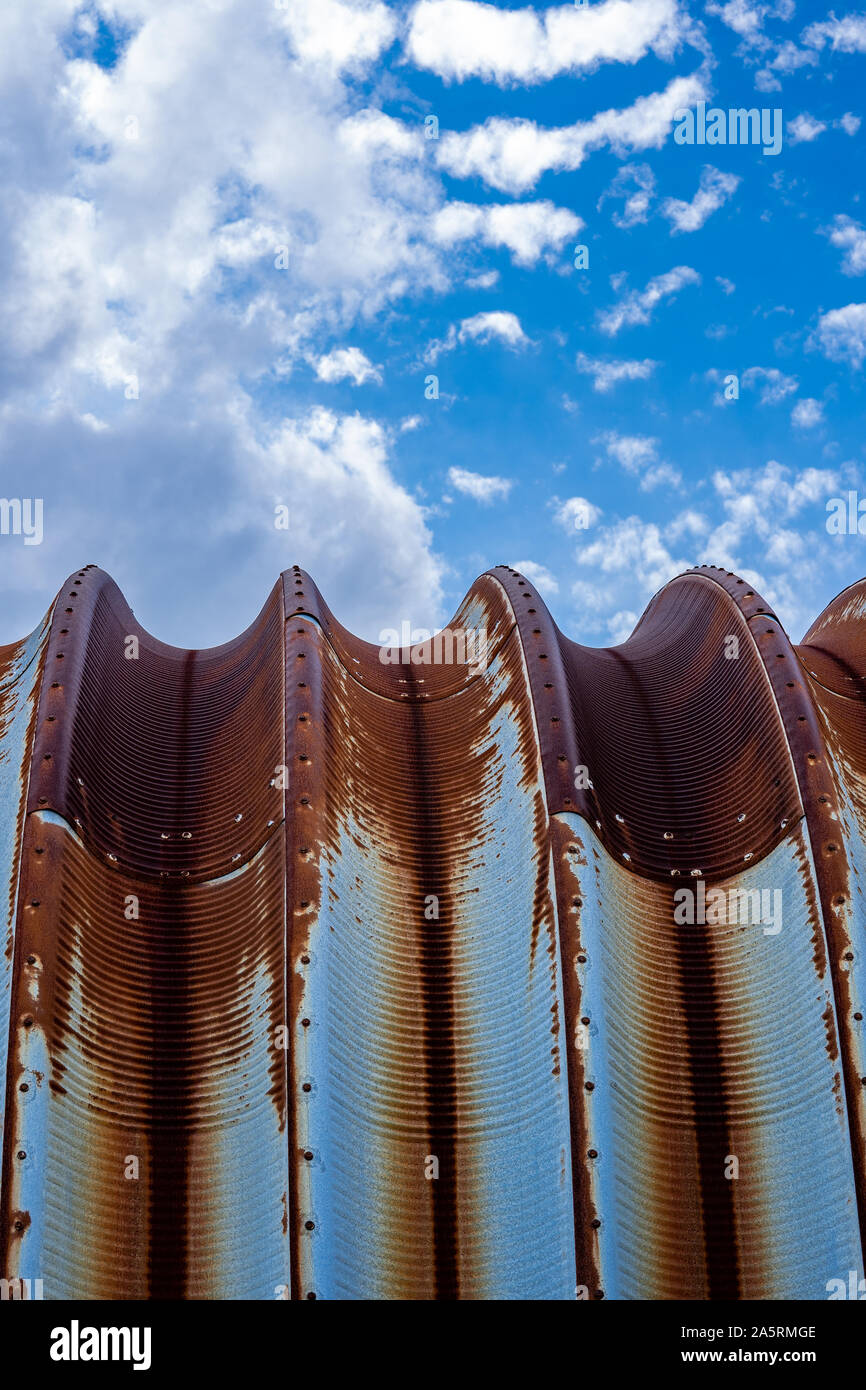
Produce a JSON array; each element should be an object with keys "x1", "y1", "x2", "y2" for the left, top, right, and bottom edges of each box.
[{"x1": 1, "y1": 562, "x2": 864, "y2": 1300}]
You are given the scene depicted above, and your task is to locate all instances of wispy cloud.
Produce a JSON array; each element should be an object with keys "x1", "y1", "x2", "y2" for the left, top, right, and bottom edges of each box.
[
  {"x1": 315, "y1": 346, "x2": 382, "y2": 385},
  {"x1": 660, "y1": 167, "x2": 740, "y2": 234},
  {"x1": 406, "y1": 0, "x2": 688, "y2": 85},
  {"x1": 447, "y1": 466, "x2": 514, "y2": 503},
  {"x1": 427, "y1": 310, "x2": 531, "y2": 362},
  {"x1": 575, "y1": 352, "x2": 657, "y2": 391},
  {"x1": 432, "y1": 200, "x2": 581, "y2": 266},
  {"x1": 822, "y1": 214, "x2": 866, "y2": 275},
  {"x1": 598, "y1": 265, "x2": 701, "y2": 335},
  {"x1": 435, "y1": 72, "x2": 708, "y2": 193}
]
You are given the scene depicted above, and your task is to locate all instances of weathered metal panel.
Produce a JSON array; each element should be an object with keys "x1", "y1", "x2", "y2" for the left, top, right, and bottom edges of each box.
[
  {"x1": 560, "y1": 814, "x2": 860, "y2": 1299},
  {"x1": 289, "y1": 613, "x2": 576, "y2": 1299},
  {"x1": 0, "y1": 618, "x2": 49, "y2": 1277},
  {"x1": 1, "y1": 561, "x2": 865, "y2": 1300}
]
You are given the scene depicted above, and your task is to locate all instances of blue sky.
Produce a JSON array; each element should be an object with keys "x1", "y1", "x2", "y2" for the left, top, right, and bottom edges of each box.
[{"x1": 1, "y1": 0, "x2": 865, "y2": 648}]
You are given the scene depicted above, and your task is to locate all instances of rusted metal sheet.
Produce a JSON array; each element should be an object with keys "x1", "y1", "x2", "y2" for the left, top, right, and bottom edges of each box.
[{"x1": 0, "y1": 562, "x2": 865, "y2": 1299}]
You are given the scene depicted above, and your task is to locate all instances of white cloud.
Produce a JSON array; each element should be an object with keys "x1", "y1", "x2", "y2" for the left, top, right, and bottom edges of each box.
[
  {"x1": 823, "y1": 214, "x2": 866, "y2": 275},
  {"x1": 759, "y1": 40, "x2": 819, "y2": 82},
  {"x1": 576, "y1": 517, "x2": 689, "y2": 594},
  {"x1": 566, "y1": 457, "x2": 844, "y2": 645},
  {"x1": 660, "y1": 166, "x2": 740, "y2": 234},
  {"x1": 511, "y1": 560, "x2": 559, "y2": 594},
  {"x1": 235, "y1": 403, "x2": 448, "y2": 639},
  {"x1": 447, "y1": 466, "x2": 514, "y2": 503},
  {"x1": 752, "y1": 9, "x2": 865, "y2": 87},
  {"x1": 787, "y1": 112, "x2": 827, "y2": 144},
  {"x1": 594, "y1": 430, "x2": 658, "y2": 471},
  {"x1": 708, "y1": 459, "x2": 835, "y2": 538},
  {"x1": 575, "y1": 352, "x2": 657, "y2": 391},
  {"x1": 716, "y1": 275, "x2": 736, "y2": 294},
  {"x1": 706, "y1": 0, "x2": 793, "y2": 41},
  {"x1": 838, "y1": 112, "x2": 862, "y2": 135},
  {"x1": 435, "y1": 72, "x2": 707, "y2": 193},
  {"x1": 741, "y1": 366, "x2": 798, "y2": 404},
  {"x1": 315, "y1": 346, "x2": 382, "y2": 385},
  {"x1": 598, "y1": 163, "x2": 656, "y2": 228},
  {"x1": 606, "y1": 609, "x2": 642, "y2": 644},
  {"x1": 279, "y1": 0, "x2": 397, "y2": 72},
  {"x1": 791, "y1": 397, "x2": 825, "y2": 428},
  {"x1": 466, "y1": 269, "x2": 500, "y2": 289},
  {"x1": 554, "y1": 496, "x2": 603, "y2": 531},
  {"x1": 0, "y1": 0, "x2": 478, "y2": 641},
  {"x1": 666, "y1": 508, "x2": 710, "y2": 540},
  {"x1": 427, "y1": 310, "x2": 530, "y2": 361},
  {"x1": 593, "y1": 430, "x2": 682, "y2": 489},
  {"x1": 406, "y1": 0, "x2": 687, "y2": 85},
  {"x1": 803, "y1": 13, "x2": 866, "y2": 53},
  {"x1": 432, "y1": 200, "x2": 582, "y2": 266},
  {"x1": 458, "y1": 310, "x2": 529, "y2": 348},
  {"x1": 814, "y1": 302, "x2": 866, "y2": 367},
  {"x1": 598, "y1": 265, "x2": 700, "y2": 335}
]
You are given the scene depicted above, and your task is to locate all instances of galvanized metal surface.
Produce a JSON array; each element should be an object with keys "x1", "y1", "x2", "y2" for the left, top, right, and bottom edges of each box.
[{"x1": 0, "y1": 562, "x2": 864, "y2": 1299}]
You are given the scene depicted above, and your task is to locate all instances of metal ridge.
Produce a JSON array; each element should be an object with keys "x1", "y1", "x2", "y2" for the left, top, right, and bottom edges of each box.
[{"x1": 0, "y1": 563, "x2": 864, "y2": 1300}]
